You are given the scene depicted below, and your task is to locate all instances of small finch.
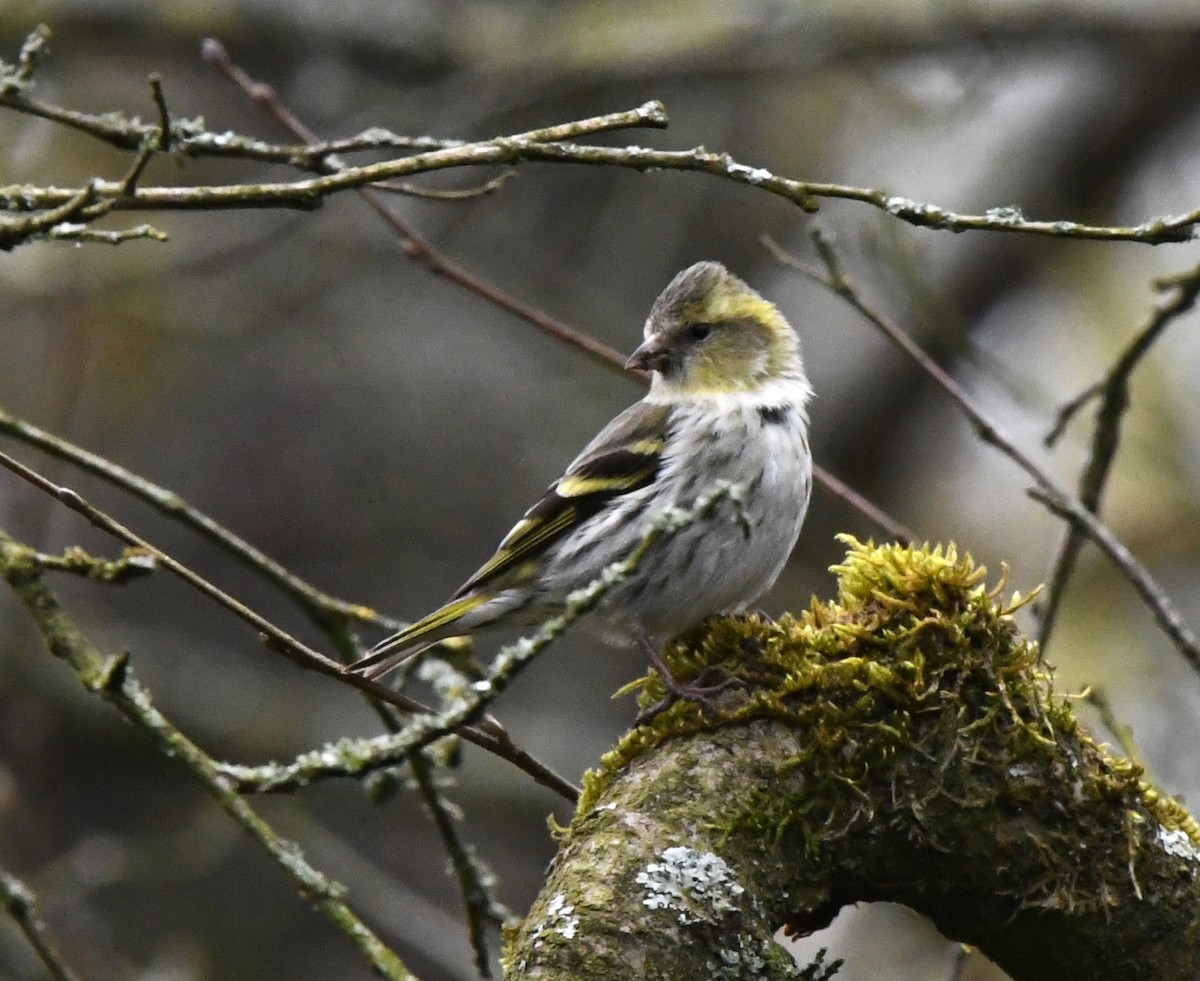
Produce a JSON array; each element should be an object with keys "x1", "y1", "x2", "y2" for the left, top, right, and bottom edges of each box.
[{"x1": 351, "y1": 261, "x2": 814, "y2": 701}]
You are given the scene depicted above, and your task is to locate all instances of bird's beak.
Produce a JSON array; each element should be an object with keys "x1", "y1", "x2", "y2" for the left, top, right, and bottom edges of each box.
[{"x1": 625, "y1": 336, "x2": 671, "y2": 373}]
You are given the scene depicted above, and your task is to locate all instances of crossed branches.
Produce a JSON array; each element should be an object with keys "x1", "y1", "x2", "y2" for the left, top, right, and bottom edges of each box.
[{"x1": 3, "y1": 22, "x2": 1199, "y2": 981}]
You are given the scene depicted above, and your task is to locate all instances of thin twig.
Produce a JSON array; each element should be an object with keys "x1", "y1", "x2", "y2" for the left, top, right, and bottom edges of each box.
[
  {"x1": 204, "y1": 37, "x2": 643, "y2": 379},
  {"x1": 0, "y1": 404, "x2": 398, "y2": 632},
  {"x1": 28, "y1": 544, "x2": 157, "y2": 583},
  {"x1": 6, "y1": 29, "x2": 1200, "y2": 246},
  {"x1": 411, "y1": 753, "x2": 508, "y2": 978},
  {"x1": 8, "y1": 141, "x2": 1199, "y2": 243},
  {"x1": 767, "y1": 231, "x2": 1200, "y2": 677},
  {"x1": 0, "y1": 446, "x2": 580, "y2": 801},
  {"x1": 0, "y1": 535, "x2": 415, "y2": 981},
  {"x1": 0, "y1": 445, "x2": 349, "y2": 673},
  {"x1": 1038, "y1": 262, "x2": 1200, "y2": 650},
  {"x1": 806, "y1": 455, "x2": 916, "y2": 545},
  {"x1": 373, "y1": 171, "x2": 518, "y2": 201},
  {"x1": 1028, "y1": 487, "x2": 1200, "y2": 678},
  {"x1": 0, "y1": 867, "x2": 83, "y2": 981},
  {"x1": 214, "y1": 486, "x2": 747, "y2": 797}
]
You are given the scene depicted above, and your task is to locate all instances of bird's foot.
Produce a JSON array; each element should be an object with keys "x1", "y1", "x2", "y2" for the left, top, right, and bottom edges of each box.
[{"x1": 634, "y1": 665, "x2": 744, "y2": 726}]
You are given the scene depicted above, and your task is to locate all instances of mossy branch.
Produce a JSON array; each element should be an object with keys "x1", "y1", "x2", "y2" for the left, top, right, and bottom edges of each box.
[{"x1": 506, "y1": 538, "x2": 1200, "y2": 981}]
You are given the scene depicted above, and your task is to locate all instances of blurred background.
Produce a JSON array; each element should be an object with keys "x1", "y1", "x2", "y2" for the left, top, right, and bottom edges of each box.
[{"x1": 3, "y1": 2, "x2": 1200, "y2": 978}]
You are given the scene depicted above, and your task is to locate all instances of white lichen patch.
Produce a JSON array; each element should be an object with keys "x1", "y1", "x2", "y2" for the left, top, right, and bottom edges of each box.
[
  {"x1": 984, "y1": 204, "x2": 1025, "y2": 225},
  {"x1": 1158, "y1": 826, "x2": 1200, "y2": 864},
  {"x1": 528, "y1": 892, "x2": 579, "y2": 943},
  {"x1": 636, "y1": 846, "x2": 745, "y2": 926},
  {"x1": 727, "y1": 162, "x2": 773, "y2": 185}
]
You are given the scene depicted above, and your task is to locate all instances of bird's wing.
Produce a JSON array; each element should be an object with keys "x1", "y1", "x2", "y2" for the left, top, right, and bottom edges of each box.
[
  {"x1": 452, "y1": 398, "x2": 671, "y2": 597},
  {"x1": 350, "y1": 399, "x2": 670, "y2": 678}
]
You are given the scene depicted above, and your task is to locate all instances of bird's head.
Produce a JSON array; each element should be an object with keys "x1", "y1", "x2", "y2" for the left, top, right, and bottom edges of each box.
[{"x1": 626, "y1": 261, "x2": 803, "y2": 397}]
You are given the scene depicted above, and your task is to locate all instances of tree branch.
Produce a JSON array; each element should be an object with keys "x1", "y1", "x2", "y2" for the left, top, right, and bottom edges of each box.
[
  {"x1": 0, "y1": 866, "x2": 82, "y2": 981},
  {"x1": 1038, "y1": 261, "x2": 1200, "y2": 649},
  {"x1": 506, "y1": 539, "x2": 1200, "y2": 981},
  {"x1": 0, "y1": 403, "x2": 400, "y2": 633},
  {"x1": 0, "y1": 445, "x2": 580, "y2": 802},
  {"x1": 6, "y1": 28, "x2": 1200, "y2": 246},
  {"x1": 0, "y1": 532, "x2": 417, "y2": 981}
]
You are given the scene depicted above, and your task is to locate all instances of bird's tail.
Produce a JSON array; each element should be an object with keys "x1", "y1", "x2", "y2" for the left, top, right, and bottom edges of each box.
[{"x1": 350, "y1": 593, "x2": 488, "y2": 681}]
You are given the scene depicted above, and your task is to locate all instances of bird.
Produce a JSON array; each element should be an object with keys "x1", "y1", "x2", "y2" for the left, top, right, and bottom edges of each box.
[{"x1": 350, "y1": 261, "x2": 814, "y2": 706}]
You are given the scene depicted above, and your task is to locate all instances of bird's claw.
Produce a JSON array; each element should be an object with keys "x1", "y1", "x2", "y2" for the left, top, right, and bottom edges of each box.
[{"x1": 634, "y1": 666, "x2": 744, "y2": 726}]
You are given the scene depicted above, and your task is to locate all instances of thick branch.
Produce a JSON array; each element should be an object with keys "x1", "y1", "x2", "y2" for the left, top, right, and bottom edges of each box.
[{"x1": 506, "y1": 539, "x2": 1200, "y2": 981}]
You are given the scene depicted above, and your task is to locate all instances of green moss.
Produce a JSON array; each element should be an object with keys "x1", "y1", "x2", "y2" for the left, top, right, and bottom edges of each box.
[{"x1": 574, "y1": 536, "x2": 1200, "y2": 865}]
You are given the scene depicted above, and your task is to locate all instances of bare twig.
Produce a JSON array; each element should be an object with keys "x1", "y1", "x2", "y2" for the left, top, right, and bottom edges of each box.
[
  {"x1": 805, "y1": 449, "x2": 916, "y2": 545},
  {"x1": 8, "y1": 139, "x2": 1199, "y2": 244},
  {"x1": 3, "y1": 27, "x2": 1197, "y2": 246},
  {"x1": 0, "y1": 403, "x2": 398, "y2": 633},
  {"x1": 28, "y1": 544, "x2": 157, "y2": 583},
  {"x1": 373, "y1": 170, "x2": 518, "y2": 201},
  {"x1": 0, "y1": 445, "x2": 348, "y2": 673},
  {"x1": 0, "y1": 24, "x2": 50, "y2": 95},
  {"x1": 411, "y1": 753, "x2": 508, "y2": 977},
  {"x1": 204, "y1": 37, "x2": 645, "y2": 379},
  {"x1": 0, "y1": 867, "x2": 83, "y2": 981},
  {"x1": 1038, "y1": 262, "x2": 1200, "y2": 650},
  {"x1": 0, "y1": 535, "x2": 415, "y2": 981},
  {"x1": 1028, "y1": 487, "x2": 1200, "y2": 678},
  {"x1": 766, "y1": 231, "x2": 1200, "y2": 676},
  {"x1": 0, "y1": 445, "x2": 580, "y2": 801}
]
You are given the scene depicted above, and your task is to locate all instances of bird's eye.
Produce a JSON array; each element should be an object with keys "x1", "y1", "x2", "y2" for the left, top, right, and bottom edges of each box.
[{"x1": 688, "y1": 322, "x2": 714, "y2": 342}]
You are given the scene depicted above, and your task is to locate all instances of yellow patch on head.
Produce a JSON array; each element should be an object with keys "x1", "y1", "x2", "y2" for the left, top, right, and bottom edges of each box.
[{"x1": 699, "y1": 284, "x2": 778, "y2": 326}]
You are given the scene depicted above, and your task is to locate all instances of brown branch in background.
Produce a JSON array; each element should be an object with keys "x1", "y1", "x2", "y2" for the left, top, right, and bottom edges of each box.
[
  {"x1": 1028, "y1": 486, "x2": 1200, "y2": 679},
  {"x1": 202, "y1": 37, "x2": 654, "y2": 378},
  {"x1": 205, "y1": 39, "x2": 912, "y2": 545},
  {"x1": 0, "y1": 867, "x2": 82, "y2": 981},
  {"x1": 1037, "y1": 262, "x2": 1200, "y2": 651},
  {"x1": 374, "y1": 170, "x2": 518, "y2": 201},
  {"x1": 0, "y1": 445, "x2": 349, "y2": 674},
  {"x1": 764, "y1": 231, "x2": 1200, "y2": 677},
  {"x1": 0, "y1": 445, "x2": 580, "y2": 802},
  {"x1": 808, "y1": 459, "x2": 916, "y2": 544}
]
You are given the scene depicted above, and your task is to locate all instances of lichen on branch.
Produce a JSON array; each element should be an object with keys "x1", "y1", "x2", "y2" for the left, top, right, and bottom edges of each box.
[{"x1": 507, "y1": 537, "x2": 1200, "y2": 981}]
